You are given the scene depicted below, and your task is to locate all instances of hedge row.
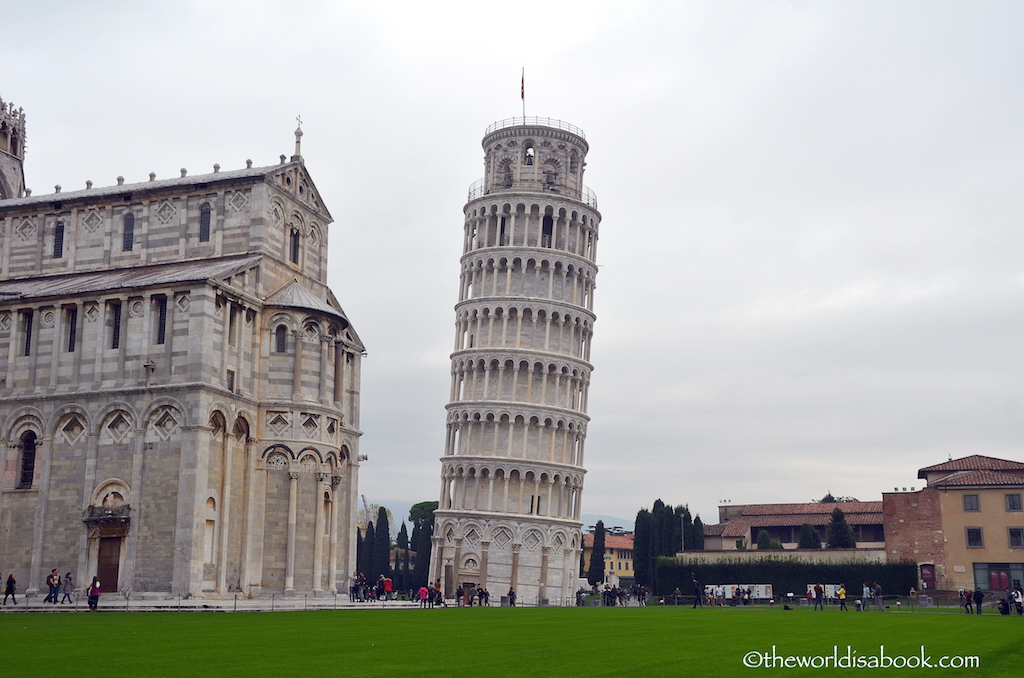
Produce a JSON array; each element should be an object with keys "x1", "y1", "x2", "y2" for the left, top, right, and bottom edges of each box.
[{"x1": 655, "y1": 557, "x2": 918, "y2": 598}]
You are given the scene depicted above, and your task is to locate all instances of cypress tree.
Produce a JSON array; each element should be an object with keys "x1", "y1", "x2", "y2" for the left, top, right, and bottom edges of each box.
[
  {"x1": 691, "y1": 515, "x2": 705, "y2": 550},
  {"x1": 798, "y1": 523, "x2": 822, "y2": 549},
  {"x1": 372, "y1": 506, "x2": 391, "y2": 580},
  {"x1": 410, "y1": 501, "x2": 437, "y2": 587},
  {"x1": 633, "y1": 508, "x2": 653, "y2": 587},
  {"x1": 756, "y1": 529, "x2": 773, "y2": 550},
  {"x1": 826, "y1": 507, "x2": 856, "y2": 548},
  {"x1": 587, "y1": 520, "x2": 606, "y2": 586},
  {"x1": 359, "y1": 522, "x2": 375, "y2": 575},
  {"x1": 396, "y1": 522, "x2": 410, "y2": 590}
]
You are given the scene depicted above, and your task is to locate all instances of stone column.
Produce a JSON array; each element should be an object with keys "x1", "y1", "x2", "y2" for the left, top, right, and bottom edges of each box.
[
  {"x1": 539, "y1": 547, "x2": 550, "y2": 604},
  {"x1": 120, "y1": 427, "x2": 147, "y2": 593},
  {"x1": 479, "y1": 540, "x2": 490, "y2": 590},
  {"x1": 291, "y1": 330, "x2": 303, "y2": 399},
  {"x1": 216, "y1": 430, "x2": 233, "y2": 595},
  {"x1": 285, "y1": 471, "x2": 299, "y2": 593},
  {"x1": 312, "y1": 473, "x2": 328, "y2": 592},
  {"x1": 510, "y1": 543, "x2": 521, "y2": 596},
  {"x1": 27, "y1": 435, "x2": 52, "y2": 596},
  {"x1": 318, "y1": 335, "x2": 330, "y2": 404},
  {"x1": 328, "y1": 475, "x2": 342, "y2": 593}
]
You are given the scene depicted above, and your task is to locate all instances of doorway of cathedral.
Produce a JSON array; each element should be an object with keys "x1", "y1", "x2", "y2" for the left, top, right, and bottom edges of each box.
[{"x1": 97, "y1": 537, "x2": 122, "y2": 593}]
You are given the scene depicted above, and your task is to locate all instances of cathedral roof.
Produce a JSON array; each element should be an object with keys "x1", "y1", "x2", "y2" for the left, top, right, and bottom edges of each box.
[
  {"x1": 0, "y1": 255, "x2": 261, "y2": 301},
  {"x1": 264, "y1": 279, "x2": 363, "y2": 350}
]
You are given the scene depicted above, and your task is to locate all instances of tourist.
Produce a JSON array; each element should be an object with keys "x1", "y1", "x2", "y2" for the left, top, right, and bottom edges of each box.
[
  {"x1": 692, "y1": 577, "x2": 703, "y2": 608},
  {"x1": 972, "y1": 588, "x2": 984, "y2": 614},
  {"x1": 873, "y1": 582, "x2": 884, "y2": 611},
  {"x1": 508, "y1": 587, "x2": 516, "y2": 607},
  {"x1": 837, "y1": 583, "x2": 848, "y2": 611},
  {"x1": 87, "y1": 577, "x2": 101, "y2": 611},
  {"x1": 44, "y1": 569, "x2": 60, "y2": 604},
  {"x1": 418, "y1": 584, "x2": 429, "y2": 608},
  {"x1": 813, "y1": 583, "x2": 824, "y2": 611},
  {"x1": 60, "y1": 572, "x2": 75, "y2": 604},
  {"x1": 3, "y1": 573, "x2": 16, "y2": 605}
]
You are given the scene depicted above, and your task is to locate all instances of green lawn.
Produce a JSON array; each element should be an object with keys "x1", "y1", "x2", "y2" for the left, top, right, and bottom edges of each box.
[{"x1": 2, "y1": 605, "x2": 1022, "y2": 677}]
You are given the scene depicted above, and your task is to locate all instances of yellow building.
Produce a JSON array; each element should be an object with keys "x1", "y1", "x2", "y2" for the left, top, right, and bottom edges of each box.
[
  {"x1": 581, "y1": 533, "x2": 634, "y2": 585},
  {"x1": 884, "y1": 455, "x2": 1024, "y2": 592}
]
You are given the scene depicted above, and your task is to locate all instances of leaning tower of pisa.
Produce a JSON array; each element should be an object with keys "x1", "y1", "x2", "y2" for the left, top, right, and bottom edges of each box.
[{"x1": 430, "y1": 117, "x2": 600, "y2": 605}]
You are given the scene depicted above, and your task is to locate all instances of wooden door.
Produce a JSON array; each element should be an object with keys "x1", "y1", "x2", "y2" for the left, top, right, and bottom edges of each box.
[{"x1": 97, "y1": 537, "x2": 121, "y2": 593}]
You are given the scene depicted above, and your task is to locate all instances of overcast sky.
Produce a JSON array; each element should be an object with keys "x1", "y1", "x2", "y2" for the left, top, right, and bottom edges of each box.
[{"x1": 6, "y1": 1, "x2": 1024, "y2": 529}]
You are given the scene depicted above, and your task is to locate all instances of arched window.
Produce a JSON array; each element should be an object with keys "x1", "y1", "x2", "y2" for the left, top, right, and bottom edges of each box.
[
  {"x1": 53, "y1": 221, "x2": 65, "y2": 259},
  {"x1": 275, "y1": 324, "x2": 288, "y2": 353},
  {"x1": 18, "y1": 431, "x2": 37, "y2": 489},
  {"x1": 289, "y1": 227, "x2": 300, "y2": 264},
  {"x1": 122, "y1": 213, "x2": 135, "y2": 251},
  {"x1": 524, "y1": 144, "x2": 535, "y2": 166},
  {"x1": 199, "y1": 204, "x2": 212, "y2": 243},
  {"x1": 542, "y1": 215, "x2": 553, "y2": 248}
]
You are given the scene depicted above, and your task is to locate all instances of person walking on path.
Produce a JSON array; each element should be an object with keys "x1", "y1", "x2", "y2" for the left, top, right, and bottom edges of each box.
[
  {"x1": 873, "y1": 582, "x2": 884, "y2": 611},
  {"x1": 508, "y1": 587, "x2": 516, "y2": 607},
  {"x1": 837, "y1": 584, "x2": 848, "y2": 611},
  {"x1": 44, "y1": 569, "x2": 60, "y2": 604},
  {"x1": 972, "y1": 588, "x2": 984, "y2": 614},
  {"x1": 60, "y1": 572, "x2": 75, "y2": 604},
  {"x1": 87, "y1": 577, "x2": 101, "y2": 611},
  {"x1": 3, "y1": 574, "x2": 16, "y2": 605},
  {"x1": 692, "y1": 577, "x2": 704, "y2": 608}
]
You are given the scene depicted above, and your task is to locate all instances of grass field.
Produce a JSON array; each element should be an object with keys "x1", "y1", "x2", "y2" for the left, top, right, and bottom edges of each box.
[{"x1": 2, "y1": 605, "x2": 1022, "y2": 677}]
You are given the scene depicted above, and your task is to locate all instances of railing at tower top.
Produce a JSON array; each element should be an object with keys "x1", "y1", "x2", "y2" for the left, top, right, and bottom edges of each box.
[
  {"x1": 485, "y1": 117, "x2": 586, "y2": 139},
  {"x1": 467, "y1": 178, "x2": 598, "y2": 209}
]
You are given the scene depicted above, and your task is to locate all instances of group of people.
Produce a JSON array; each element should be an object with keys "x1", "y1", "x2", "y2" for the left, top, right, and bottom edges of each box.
[
  {"x1": 960, "y1": 586, "x2": 1024, "y2": 615},
  {"x1": 347, "y1": 572, "x2": 397, "y2": 602},
  {"x1": 454, "y1": 584, "x2": 491, "y2": 606},
  {"x1": 1, "y1": 569, "x2": 102, "y2": 610}
]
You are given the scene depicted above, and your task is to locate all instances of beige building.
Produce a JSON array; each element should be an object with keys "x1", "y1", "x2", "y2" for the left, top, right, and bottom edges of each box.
[
  {"x1": 884, "y1": 455, "x2": 1024, "y2": 592},
  {"x1": 0, "y1": 96, "x2": 364, "y2": 598},
  {"x1": 431, "y1": 117, "x2": 600, "y2": 604}
]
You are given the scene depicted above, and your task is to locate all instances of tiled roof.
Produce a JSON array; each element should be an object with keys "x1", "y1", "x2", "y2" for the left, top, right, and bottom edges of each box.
[
  {"x1": 733, "y1": 502, "x2": 882, "y2": 516},
  {"x1": 0, "y1": 164, "x2": 282, "y2": 210},
  {"x1": 918, "y1": 454, "x2": 1024, "y2": 478},
  {"x1": 930, "y1": 469, "x2": 1024, "y2": 488},
  {"x1": 0, "y1": 255, "x2": 262, "y2": 300},
  {"x1": 582, "y1": 534, "x2": 634, "y2": 550},
  {"x1": 703, "y1": 523, "x2": 727, "y2": 536}
]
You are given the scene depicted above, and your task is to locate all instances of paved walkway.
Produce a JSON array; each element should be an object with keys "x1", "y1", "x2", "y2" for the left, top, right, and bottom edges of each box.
[{"x1": 0, "y1": 594, "x2": 421, "y2": 613}]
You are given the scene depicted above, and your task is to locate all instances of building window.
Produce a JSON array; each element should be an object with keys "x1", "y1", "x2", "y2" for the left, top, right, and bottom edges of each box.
[
  {"x1": 122, "y1": 213, "x2": 135, "y2": 251},
  {"x1": 20, "y1": 310, "x2": 33, "y2": 356},
  {"x1": 228, "y1": 304, "x2": 238, "y2": 347},
  {"x1": 1009, "y1": 528, "x2": 1024, "y2": 549},
  {"x1": 18, "y1": 431, "x2": 37, "y2": 489},
  {"x1": 963, "y1": 494, "x2": 980, "y2": 512},
  {"x1": 275, "y1": 324, "x2": 288, "y2": 353},
  {"x1": 1006, "y1": 493, "x2": 1022, "y2": 512},
  {"x1": 154, "y1": 295, "x2": 167, "y2": 345},
  {"x1": 53, "y1": 221, "x2": 65, "y2": 259},
  {"x1": 541, "y1": 215, "x2": 553, "y2": 248},
  {"x1": 109, "y1": 301, "x2": 122, "y2": 349},
  {"x1": 65, "y1": 306, "x2": 78, "y2": 352},
  {"x1": 966, "y1": 527, "x2": 984, "y2": 549},
  {"x1": 289, "y1": 227, "x2": 300, "y2": 264},
  {"x1": 199, "y1": 204, "x2": 212, "y2": 243},
  {"x1": 226, "y1": 370, "x2": 235, "y2": 393}
]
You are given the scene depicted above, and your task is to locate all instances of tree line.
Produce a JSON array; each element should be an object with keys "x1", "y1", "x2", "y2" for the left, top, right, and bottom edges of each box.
[
  {"x1": 633, "y1": 499, "x2": 705, "y2": 588},
  {"x1": 355, "y1": 500, "x2": 438, "y2": 590}
]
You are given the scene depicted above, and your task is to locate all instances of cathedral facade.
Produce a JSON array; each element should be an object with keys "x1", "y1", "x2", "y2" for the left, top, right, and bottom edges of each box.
[
  {"x1": 0, "y1": 97, "x2": 364, "y2": 598},
  {"x1": 430, "y1": 118, "x2": 601, "y2": 605}
]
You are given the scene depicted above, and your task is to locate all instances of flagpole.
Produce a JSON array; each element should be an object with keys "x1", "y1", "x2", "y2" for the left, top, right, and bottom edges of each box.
[{"x1": 521, "y1": 68, "x2": 525, "y2": 119}]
